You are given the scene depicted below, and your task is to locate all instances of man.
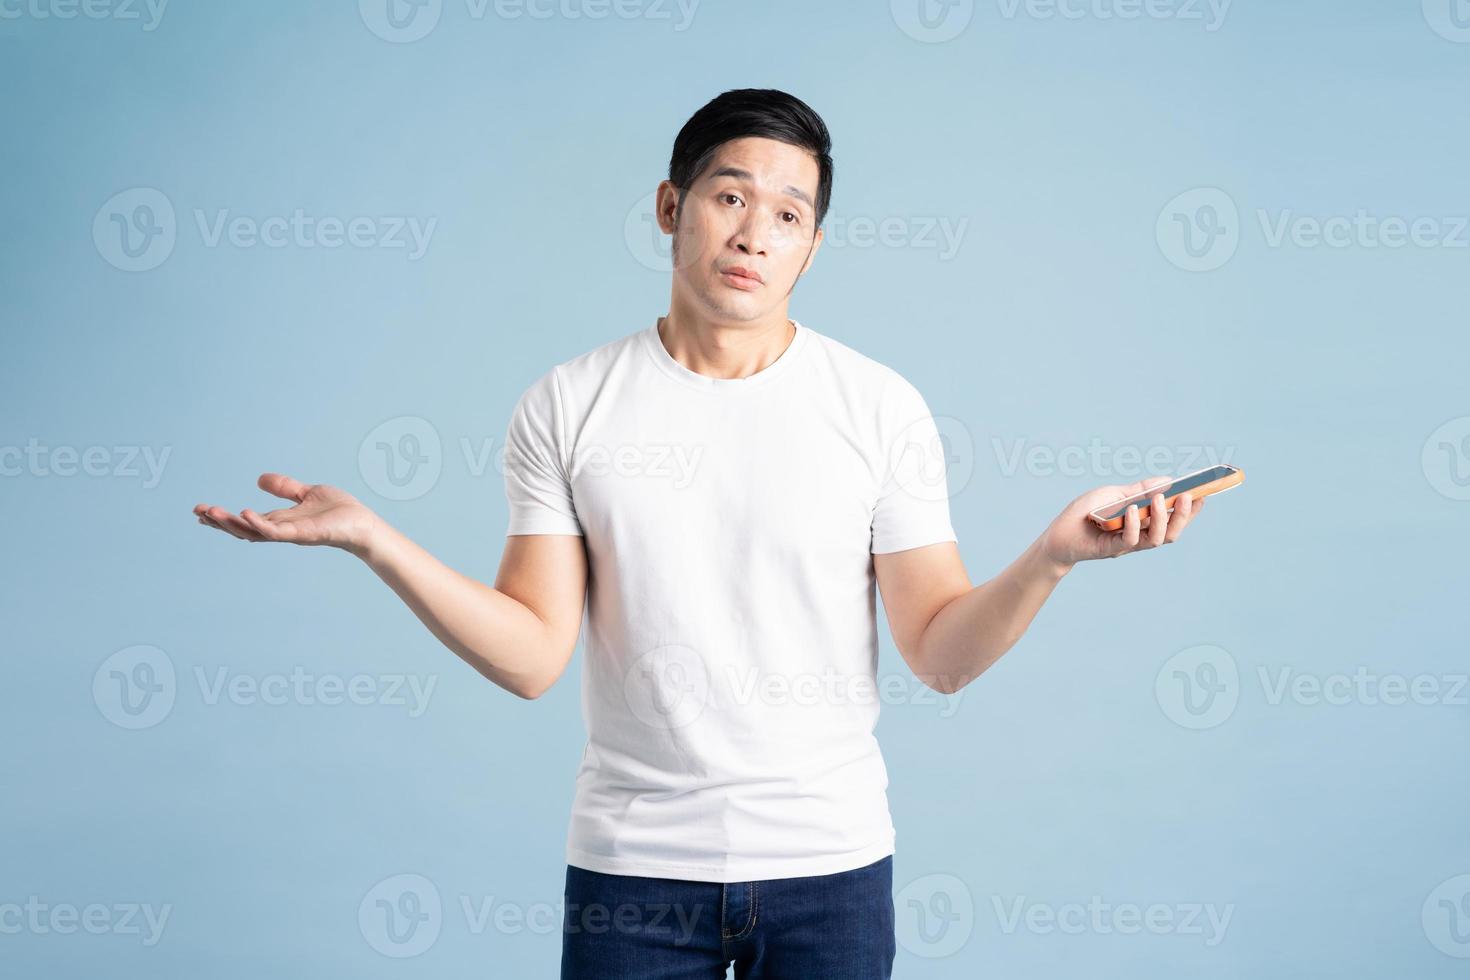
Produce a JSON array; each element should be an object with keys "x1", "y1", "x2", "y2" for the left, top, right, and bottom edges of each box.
[{"x1": 194, "y1": 88, "x2": 1204, "y2": 979}]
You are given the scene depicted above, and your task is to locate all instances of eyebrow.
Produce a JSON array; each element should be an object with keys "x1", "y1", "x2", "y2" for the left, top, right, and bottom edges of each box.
[{"x1": 706, "y1": 166, "x2": 815, "y2": 212}]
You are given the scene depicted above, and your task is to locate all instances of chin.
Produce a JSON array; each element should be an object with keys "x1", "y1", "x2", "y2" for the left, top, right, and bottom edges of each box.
[{"x1": 692, "y1": 289, "x2": 760, "y2": 320}]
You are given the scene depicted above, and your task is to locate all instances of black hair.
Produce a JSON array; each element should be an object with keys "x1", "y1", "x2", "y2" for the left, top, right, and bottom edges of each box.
[{"x1": 667, "y1": 88, "x2": 833, "y2": 232}]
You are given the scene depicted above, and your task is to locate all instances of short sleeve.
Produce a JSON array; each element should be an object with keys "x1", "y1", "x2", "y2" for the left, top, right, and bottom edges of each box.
[
  {"x1": 502, "y1": 368, "x2": 584, "y2": 536},
  {"x1": 870, "y1": 373, "x2": 959, "y2": 554}
]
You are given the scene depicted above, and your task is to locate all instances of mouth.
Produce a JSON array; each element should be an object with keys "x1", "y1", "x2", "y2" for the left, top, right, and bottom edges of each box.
[{"x1": 720, "y1": 266, "x2": 763, "y2": 290}]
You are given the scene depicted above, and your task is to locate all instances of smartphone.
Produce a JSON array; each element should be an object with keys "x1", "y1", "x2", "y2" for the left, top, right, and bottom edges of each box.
[{"x1": 1087, "y1": 464, "x2": 1244, "y2": 531}]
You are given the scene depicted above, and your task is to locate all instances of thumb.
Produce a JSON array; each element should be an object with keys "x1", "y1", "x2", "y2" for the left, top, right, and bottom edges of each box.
[
  {"x1": 258, "y1": 472, "x2": 311, "y2": 503},
  {"x1": 1125, "y1": 474, "x2": 1173, "y2": 497}
]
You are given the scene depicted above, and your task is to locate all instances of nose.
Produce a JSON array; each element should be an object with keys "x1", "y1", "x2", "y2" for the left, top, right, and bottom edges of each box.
[{"x1": 732, "y1": 211, "x2": 769, "y2": 257}]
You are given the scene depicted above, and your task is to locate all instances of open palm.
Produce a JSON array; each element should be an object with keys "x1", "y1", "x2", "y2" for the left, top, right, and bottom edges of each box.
[{"x1": 194, "y1": 472, "x2": 380, "y2": 552}]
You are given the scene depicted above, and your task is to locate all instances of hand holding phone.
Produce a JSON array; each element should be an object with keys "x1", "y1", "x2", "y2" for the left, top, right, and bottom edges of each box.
[{"x1": 1087, "y1": 464, "x2": 1244, "y2": 531}]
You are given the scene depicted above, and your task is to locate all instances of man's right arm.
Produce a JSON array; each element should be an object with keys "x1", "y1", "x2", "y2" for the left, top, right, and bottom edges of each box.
[
  {"x1": 358, "y1": 522, "x2": 587, "y2": 700},
  {"x1": 195, "y1": 472, "x2": 587, "y2": 701}
]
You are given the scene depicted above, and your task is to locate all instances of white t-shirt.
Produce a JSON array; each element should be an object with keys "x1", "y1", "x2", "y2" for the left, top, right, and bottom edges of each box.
[{"x1": 501, "y1": 317, "x2": 958, "y2": 883}]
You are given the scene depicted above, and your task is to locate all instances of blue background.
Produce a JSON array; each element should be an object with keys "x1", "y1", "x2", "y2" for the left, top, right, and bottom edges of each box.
[{"x1": 3, "y1": 0, "x2": 1468, "y2": 976}]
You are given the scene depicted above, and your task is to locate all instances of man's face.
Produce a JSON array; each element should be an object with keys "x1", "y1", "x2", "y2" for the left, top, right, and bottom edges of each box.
[{"x1": 656, "y1": 136, "x2": 824, "y2": 322}]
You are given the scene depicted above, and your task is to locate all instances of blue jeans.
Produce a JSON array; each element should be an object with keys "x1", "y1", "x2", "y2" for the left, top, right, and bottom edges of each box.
[{"x1": 560, "y1": 856, "x2": 896, "y2": 979}]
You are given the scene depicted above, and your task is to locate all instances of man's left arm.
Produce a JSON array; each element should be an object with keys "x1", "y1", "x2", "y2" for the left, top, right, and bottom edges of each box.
[{"x1": 874, "y1": 478, "x2": 1207, "y2": 694}]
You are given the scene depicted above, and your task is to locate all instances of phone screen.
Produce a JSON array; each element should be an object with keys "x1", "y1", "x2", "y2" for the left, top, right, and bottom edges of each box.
[{"x1": 1093, "y1": 465, "x2": 1236, "y2": 521}]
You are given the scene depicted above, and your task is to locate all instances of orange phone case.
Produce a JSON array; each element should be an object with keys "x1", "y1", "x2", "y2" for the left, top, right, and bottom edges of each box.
[{"x1": 1087, "y1": 466, "x2": 1244, "y2": 532}]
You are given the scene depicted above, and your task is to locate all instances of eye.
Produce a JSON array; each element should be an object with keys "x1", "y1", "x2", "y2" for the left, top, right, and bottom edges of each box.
[
  {"x1": 720, "y1": 193, "x2": 743, "y2": 207},
  {"x1": 780, "y1": 212, "x2": 799, "y2": 224}
]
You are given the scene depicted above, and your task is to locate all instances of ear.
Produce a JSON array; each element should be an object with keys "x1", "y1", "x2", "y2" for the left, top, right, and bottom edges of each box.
[
  {"x1": 654, "y1": 180, "x2": 682, "y2": 235},
  {"x1": 798, "y1": 225, "x2": 824, "y2": 276}
]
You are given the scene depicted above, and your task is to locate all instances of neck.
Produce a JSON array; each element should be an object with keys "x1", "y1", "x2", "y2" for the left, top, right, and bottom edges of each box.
[{"x1": 657, "y1": 310, "x2": 796, "y2": 381}]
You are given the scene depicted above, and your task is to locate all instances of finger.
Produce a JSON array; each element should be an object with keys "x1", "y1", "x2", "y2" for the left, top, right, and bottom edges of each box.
[
  {"x1": 1121, "y1": 502, "x2": 1141, "y2": 550},
  {"x1": 1147, "y1": 492, "x2": 1169, "y2": 548},
  {"x1": 1164, "y1": 492, "x2": 1196, "y2": 543},
  {"x1": 198, "y1": 506, "x2": 242, "y2": 538},
  {"x1": 258, "y1": 472, "x2": 311, "y2": 503},
  {"x1": 197, "y1": 501, "x2": 265, "y2": 541},
  {"x1": 214, "y1": 509, "x2": 261, "y2": 541},
  {"x1": 204, "y1": 505, "x2": 266, "y2": 542},
  {"x1": 240, "y1": 508, "x2": 303, "y2": 543}
]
